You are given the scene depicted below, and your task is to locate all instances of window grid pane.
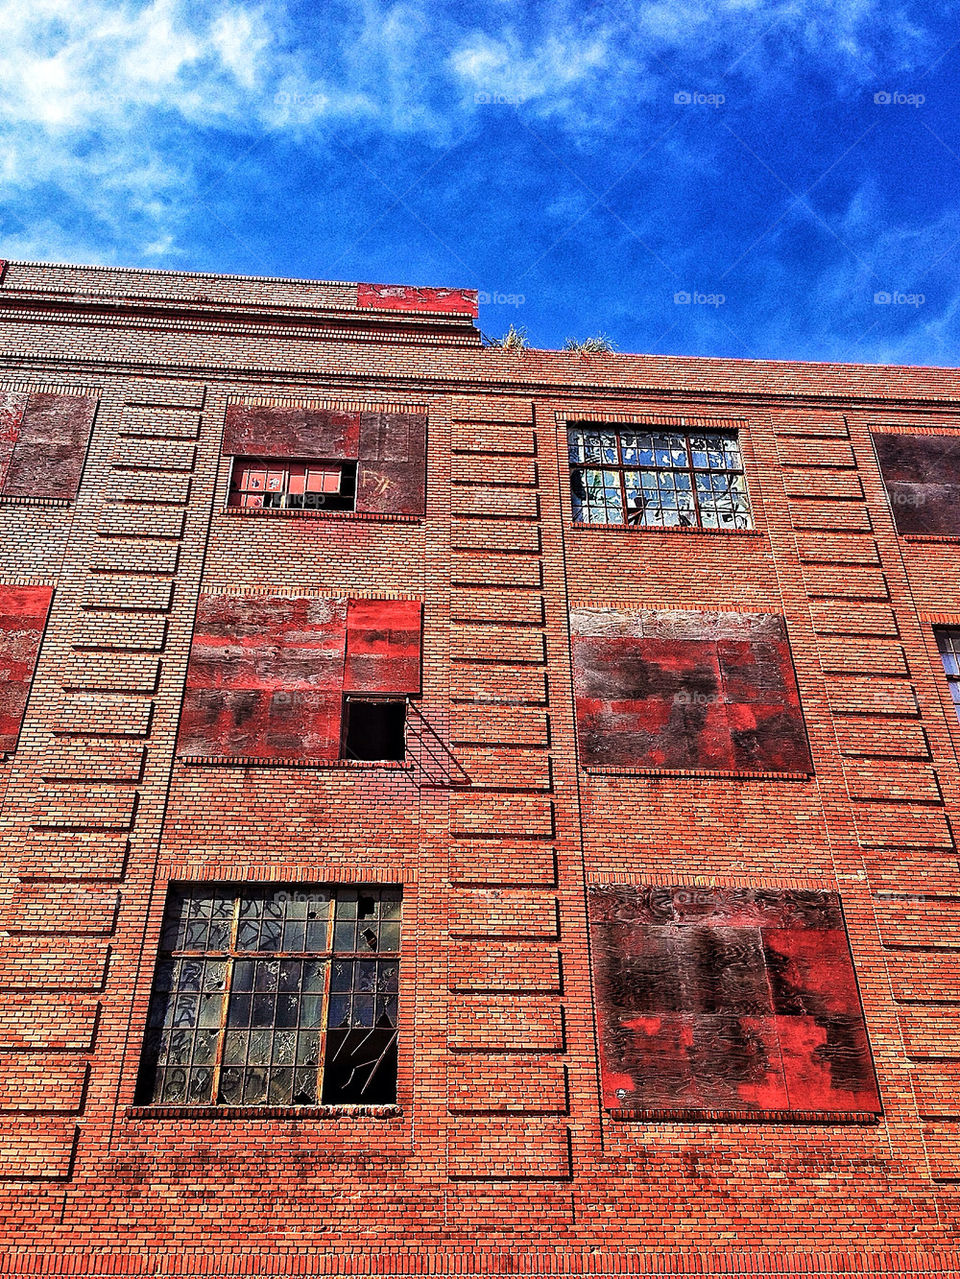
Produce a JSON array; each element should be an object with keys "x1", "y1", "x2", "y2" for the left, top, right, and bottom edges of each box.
[
  {"x1": 229, "y1": 459, "x2": 357, "y2": 512},
  {"x1": 568, "y1": 426, "x2": 753, "y2": 530},
  {"x1": 138, "y1": 885, "x2": 401, "y2": 1107},
  {"x1": 935, "y1": 627, "x2": 960, "y2": 724}
]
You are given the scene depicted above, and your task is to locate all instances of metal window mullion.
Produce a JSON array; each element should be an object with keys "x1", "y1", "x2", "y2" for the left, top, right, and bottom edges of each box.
[
  {"x1": 315, "y1": 901, "x2": 337, "y2": 1103},
  {"x1": 616, "y1": 432, "x2": 629, "y2": 526},
  {"x1": 681, "y1": 433, "x2": 702, "y2": 529},
  {"x1": 211, "y1": 894, "x2": 243, "y2": 1104}
]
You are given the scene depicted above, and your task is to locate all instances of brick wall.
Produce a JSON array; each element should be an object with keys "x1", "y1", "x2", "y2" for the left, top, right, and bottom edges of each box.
[{"x1": 0, "y1": 262, "x2": 959, "y2": 1275}]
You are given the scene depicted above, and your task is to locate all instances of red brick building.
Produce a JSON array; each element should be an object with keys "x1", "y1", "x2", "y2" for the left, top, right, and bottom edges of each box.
[{"x1": 0, "y1": 258, "x2": 959, "y2": 1276}]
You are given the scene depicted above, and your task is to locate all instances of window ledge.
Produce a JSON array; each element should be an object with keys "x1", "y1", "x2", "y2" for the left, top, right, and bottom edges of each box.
[
  {"x1": 568, "y1": 522, "x2": 760, "y2": 536},
  {"x1": 221, "y1": 506, "x2": 421, "y2": 524},
  {"x1": 0, "y1": 495, "x2": 72, "y2": 508},
  {"x1": 901, "y1": 533, "x2": 960, "y2": 544},
  {"x1": 177, "y1": 755, "x2": 413, "y2": 770},
  {"x1": 583, "y1": 765, "x2": 813, "y2": 781},
  {"x1": 126, "y1": 1104, "x2": 402, "y2": 1120},
  {"x1": 607, "y1": 1107, "x2": 880, "y2": 1125}
]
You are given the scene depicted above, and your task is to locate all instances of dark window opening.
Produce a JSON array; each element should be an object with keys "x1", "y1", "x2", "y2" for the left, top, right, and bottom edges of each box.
[
  {"x1": 342, "y1": 697, "x2": 406, "y2": 762},
  {"x1": 135, "y1": 884, "x2": 401, "y2": 1107},
  {"x1": 568, "y1": 426, "x2": 753, "y2": 530},
  {"x1": 229, "y1": 459, "x2": 357, "y2": 512}
]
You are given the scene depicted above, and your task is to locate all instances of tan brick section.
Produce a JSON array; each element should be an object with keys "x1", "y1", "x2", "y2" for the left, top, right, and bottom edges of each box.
[{"x1": 0, "y1": 261, "x2": 958, "y2": 1274}]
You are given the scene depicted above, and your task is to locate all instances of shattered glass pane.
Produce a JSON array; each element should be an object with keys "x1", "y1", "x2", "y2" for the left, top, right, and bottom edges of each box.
[{"x1": 136, "y1": 885, "x2": 400, "y2": 1107}]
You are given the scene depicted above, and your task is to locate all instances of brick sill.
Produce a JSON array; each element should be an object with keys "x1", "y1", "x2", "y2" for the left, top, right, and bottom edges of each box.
[
  {"x1": 178, "y1": 756, "x2": 413, "y2": 771},
  {"x1": 583, "y1": 766, "x2": 813, "y2": 781},
  {"x1": 0, "y1": 495, "x2": 72, "y2": 508},
  {"x1": 221, "y1": 507, "x2": 421, "y2": 525},
  {"x1": 902, "y1": 533, "x2": 960, "y2": 545},
  {"x1": 568, "y1": 522, "x2": 761, "y2": 537},
  {"x1": 126, "y1": 1104, "x2": 402, "y2": 1120},
  {"x1": 608, "y1": 1107, "x2": 880, "y2": 1125}
]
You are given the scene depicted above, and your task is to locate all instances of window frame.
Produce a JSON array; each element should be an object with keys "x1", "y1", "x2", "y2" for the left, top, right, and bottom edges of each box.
[
  {"x1": 135, "y1": 883, "x2": 403, "y2": 1111},
  {"x1": 566, "y1": 423, "x2": 754, "y2": 530},
  {"x1": 227, "y1": 455, "x2": 358, "y2": 512}
]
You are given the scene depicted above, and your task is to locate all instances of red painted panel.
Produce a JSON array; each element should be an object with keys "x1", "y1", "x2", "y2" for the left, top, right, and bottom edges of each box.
[
  {"x1": 571, "y1": 610, "x2": 811, "y2": 773},
  {"x1": 0, "y1": 585, "x2": 53, "y2": 752},
  {"x1": 222, "y1": 406, "x2": 361, "y2": 459},
  {"x1": 177, "y1": 594, "x2": 348, "y2": 761},
  {"x1": 356, "y1": 283, "x2": 478, "y2": 316},
  {"x1": 589, "y1": 885, "x2": 881, "y2": 1116},
  {"x1": 2, "y1": 393, "x2": 97, "y2": 500},
  {"x1": 344, "y1": 599, "x2": 422, "y2": 694},
  {"x1": 0, "y1": 391, "x2": 27, "y2": 492}
]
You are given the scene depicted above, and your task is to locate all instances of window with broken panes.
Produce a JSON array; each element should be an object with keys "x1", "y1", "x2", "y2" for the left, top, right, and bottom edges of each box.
[
  {"x1": 568, "y1": 426, "x2": 753, "y2": 529},
  {"x1": 935, "y1": 627, "x2": 960, "y2": 722},
  {"x1": 229, "y1": 458, "x2": 357, "y2": 511},
  {"x1": 136, "y1": 884, "x2": 401, "y2": 1107}
]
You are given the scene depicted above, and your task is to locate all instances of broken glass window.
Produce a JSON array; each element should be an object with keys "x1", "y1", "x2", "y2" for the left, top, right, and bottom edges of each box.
[
  {"x1": 568, "y1": 425, "x2": 753, "y2": 530},
  {"x1": 136, "y1": 884, "x2": 402, "y2": 1107}
]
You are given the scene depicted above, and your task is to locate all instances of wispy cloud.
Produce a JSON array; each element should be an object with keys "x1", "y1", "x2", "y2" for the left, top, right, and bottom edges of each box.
[{"x1": 0, "y1": 0, "x2": 955, "y2": 363}]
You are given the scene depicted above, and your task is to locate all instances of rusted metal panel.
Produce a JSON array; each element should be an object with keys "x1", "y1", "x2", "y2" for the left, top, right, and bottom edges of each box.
[
  {"x1": 344, "y1": 598, "x2": 422, "y2": 694},
  {"x1": 2, "y1": 393, "x2": 97, "y2": 500},
  {"x1": 356, "y1": 283, "x2": 478, "y2": 316},
  {"x1": 571, "y1": 608, "x2": 812, "y2": 773},
  {"x1": 177, "y1": 593, "x2": 348, "y2": 761},
  {"x1": 873, "y1": 431, "x2": 960, "y2": 535},
  {"x1": 178, "y1": 594, "x2": 423, "y2": 759},
  {"x1": 222, "y1": 405, "x2": 361, "y2": 459},
  {"x1": 0, "y1": 585, "x2": 53, "y2": 752},
  {"x1": 589, "y1": 885, "x2": 882, "y2": 1116},
  {"x1": 356, "y1": 413, "x2": 427, "y2": 516}
]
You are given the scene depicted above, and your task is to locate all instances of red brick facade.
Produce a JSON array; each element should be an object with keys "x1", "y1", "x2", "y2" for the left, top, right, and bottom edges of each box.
[{"x1": 1, "y1": 260, "x2": 960, "y2": 1275}]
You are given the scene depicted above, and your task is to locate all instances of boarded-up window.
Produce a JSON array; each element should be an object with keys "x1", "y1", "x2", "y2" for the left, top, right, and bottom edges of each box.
[
  {"x1": 0, "y1": 585, "x2": 53, "y2": 752},
  {"x1": 177, "y1": 594, "x2": 422, "y2": 761},
  {"x1": 0, "y1": 391, "x2": 97, "y2": 500},
  {"x1": 570, "y1": 607, "x2": 812, "y2": 773},
  {"x1": 589, "y1": 885, "x2": 881, "y2": 1118},
  {"x1": 222, "y1": 405, "x2": 426, "y2": 516},
  {"x1": 873, "y1": 431, "x2": 960, "y2": 536}
]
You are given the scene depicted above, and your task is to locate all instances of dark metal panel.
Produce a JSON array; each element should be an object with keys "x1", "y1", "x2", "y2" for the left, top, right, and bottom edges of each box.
[
  {"x1": 0, "y1": 585, "x2": 53, "y2": 753},
  {"x1": 589, "y1": 885, "x2": 881, "y2": 1115},
  {"x1": 873, "y1": 431, "x2": 960, "y2": 535},
  {"x1": 355, "y1": 414, "x2": 427, "y2": 516},
  {"x1": 3, "y1": 393, "x2": 97, "y2": 500},
  {"x1": 222, "y1": 405, "x2": 361, "y2": 460}
]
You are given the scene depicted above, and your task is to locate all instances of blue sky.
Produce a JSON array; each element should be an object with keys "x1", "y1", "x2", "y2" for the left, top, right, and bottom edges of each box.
[{"x1": 1, "y1": 0, "x2": 958, "y2": 363}]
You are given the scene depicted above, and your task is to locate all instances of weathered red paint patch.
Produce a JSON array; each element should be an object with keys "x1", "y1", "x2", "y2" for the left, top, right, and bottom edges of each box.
[
  {"x1": 0, "y1": 584, "x2": 53, "y2": 752},
  {"x1": 0, "y1": 391, "x2": 27, "y2": 492},
  {"x1": 344, "y1": 598, "x2": 422, "y2": 694},
  {"x1": 356, "y1": 283, "x2": 478, "y2": 316},
  {"x1": 589, "y1": 885, "x2": 881, "y2": 1116},
  {"x1": 571, "y1": 609, "x2": 812, "y2": 773},
  {"x1": 2, "y1": 393, "x2": 98, "y2": 500},
  {"x1": 178, "y1": 593, "x2": 423, "y2": 760},
  {"x1": 223, "y1": 406, "x2": 362, "y2": 460}
]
